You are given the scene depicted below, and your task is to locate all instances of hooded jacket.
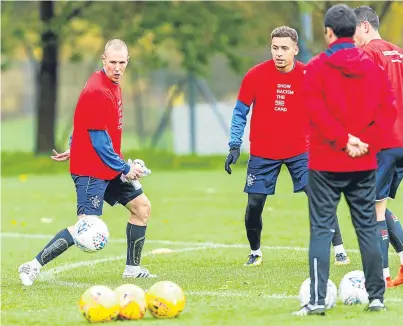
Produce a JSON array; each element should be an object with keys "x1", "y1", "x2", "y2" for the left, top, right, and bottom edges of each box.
[{"x1": 303, "y1": 38, "x2": 397, "y2": 172}]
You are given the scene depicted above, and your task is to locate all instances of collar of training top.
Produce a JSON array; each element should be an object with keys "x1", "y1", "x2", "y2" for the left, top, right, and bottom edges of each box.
[
  {"x1": 101, "y1": 68, "x2": 119, "y2": 84},
  {"x1": 325, "y1": 38, "x2": 355, "y2": 57}
]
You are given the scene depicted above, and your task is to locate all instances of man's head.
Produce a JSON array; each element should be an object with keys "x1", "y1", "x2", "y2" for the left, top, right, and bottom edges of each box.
[
  {"x1": 353, "y1": 6, "x2": 380, "y2": 47},
  {"x1": 324, "y1": 4, "x2": 357, "y2": 45},
  {"x1": 270, "y1": 26, "x2": 299, "y2": 72},
  {"x1": 102, "y1": 39, "x2": 130, "y2": 83}
]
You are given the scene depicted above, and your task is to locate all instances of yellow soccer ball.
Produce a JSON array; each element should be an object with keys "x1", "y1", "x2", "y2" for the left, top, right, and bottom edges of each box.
[
  {"x1": 114, "y1": 284, "x2": 146, "y2": 320},
  {"x1": 146, "y1": 281, "x2": 186, "y2": 319},
  {"x1": 79, "y1": 285, "x2": 119, "y2": 323}
]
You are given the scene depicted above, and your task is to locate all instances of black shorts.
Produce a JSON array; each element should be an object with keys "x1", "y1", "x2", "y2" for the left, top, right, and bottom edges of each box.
[
  {"x1": 376, "y1": 148, "x2": 403, "y2": 200},
  {"x1": 244, "y1": 153, "x2": 308, "y2": 195},
  {"x1": 71, "y1": 174, "x2": 143, "y2": 216}
]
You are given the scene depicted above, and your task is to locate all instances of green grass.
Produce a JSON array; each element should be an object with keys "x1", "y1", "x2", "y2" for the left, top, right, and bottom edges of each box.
[{"x1": 1, "y1": 170, "x2": 403, "y2": 325}]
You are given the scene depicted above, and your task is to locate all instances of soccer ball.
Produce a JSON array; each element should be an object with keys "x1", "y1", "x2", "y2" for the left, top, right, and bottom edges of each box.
[
  {"x1": 146, "y1": 281, "x2": 186, "y2": 319},
  {"x1": 299, "y1": 277, "x2": 337, "y2": 308},
  {"x1": 339, "y1": 270, "x2": 369, "y2": 305},
  {"x1": 114, "y1": 284, "x2": 146, "y2": 320},
  {"x1": 79, "y1": 285, "x2": 120, "y2": 323},
  {"x1": 73, "y1": 216, "x2": 109, "y2": 253}
]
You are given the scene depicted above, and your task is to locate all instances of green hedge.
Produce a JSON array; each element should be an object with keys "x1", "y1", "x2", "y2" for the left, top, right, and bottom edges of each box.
[{"x1": 1, "y1": 151, "x2": 250, "y2": 176}]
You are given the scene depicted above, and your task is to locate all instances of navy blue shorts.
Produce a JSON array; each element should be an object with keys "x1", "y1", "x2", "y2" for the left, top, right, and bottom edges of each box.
[
  {"x1": 71, "y1": 174, "x2": 144, "y2": 216},
  {"x1": 244, "y1": 153, "x2": 308, "y2": 195},
  {"x1": 376, "y1": 148, "x2": 403, "y2": 200}
]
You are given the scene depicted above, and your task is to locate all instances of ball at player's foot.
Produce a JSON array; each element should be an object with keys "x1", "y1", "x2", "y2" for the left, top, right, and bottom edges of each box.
[{"x1": 73, "y1": 216, "x2": 109, "y2": 253}]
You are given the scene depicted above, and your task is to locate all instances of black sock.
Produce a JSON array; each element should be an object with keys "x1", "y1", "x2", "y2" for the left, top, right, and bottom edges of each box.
[
  {"x1": 385, "y1": 209, "x2": 403, "y2": 253},
  {"x1": 126, "y1": 223, "x2": 147, "y2": 266},
  {"x1": 332, "y1": 216, "x2": 343, "y2": 246},
  {"x1": 377, "y1": 220, "x2": 389, "y2": 269},
  {"x1": 35, "y1": 228, "x2": 75, "y2": 266},
  {"x1": 245, "y1": 194, "x2": 266, "y2": 251}
]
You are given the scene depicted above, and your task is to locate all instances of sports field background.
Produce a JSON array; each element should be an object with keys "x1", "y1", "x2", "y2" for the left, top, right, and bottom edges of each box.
[
  {"x1": 2, "y1": 1, "x2": 403, "y2": 325},
  {"x1": 1, "y1": 169, "x2": 403, "y2": 325}
]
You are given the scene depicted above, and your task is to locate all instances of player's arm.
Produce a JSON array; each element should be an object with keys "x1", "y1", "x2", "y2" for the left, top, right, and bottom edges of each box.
[
  {"x1": 303, "y1": 61, "x2": 349, "y2": 150},
  {"x1": 228, "y1": 72, "x2": 254, "y2": 149},
  {"x1": 89, "y1": 130, "x2": 131, "y2": 174},
  {"x1": 358, "y1": 67, "x2": 397, "y2": 151},
  {"x1": 225, "y1": 70, "x2": 254, "y2": 174},
  {"x1": 50, "y1": 134, "x2": 72, "y2": 162}
]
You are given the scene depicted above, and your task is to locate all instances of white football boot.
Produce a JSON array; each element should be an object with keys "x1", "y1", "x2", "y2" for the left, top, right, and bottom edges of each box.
[
  {"x1": 18, "y1": 261, "x2": 41, "y2": 286},
  {"x1": 122, "y1": 265, "x2": 157, "y2": 278}
]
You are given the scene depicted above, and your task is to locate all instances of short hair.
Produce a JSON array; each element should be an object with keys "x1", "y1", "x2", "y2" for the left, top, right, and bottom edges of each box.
[
  {"x1": 353, "y1": 5, "x2": 380, "y2": 30},
  {"x1": 324, "y1": 4, "x2": 357, "y2": 38},
  {"x1": 104, "y1": 39, "x2": 128, "y2": 55},
  {"x1": 271, "y1": 26, "x2": 298, "y2": 43}
]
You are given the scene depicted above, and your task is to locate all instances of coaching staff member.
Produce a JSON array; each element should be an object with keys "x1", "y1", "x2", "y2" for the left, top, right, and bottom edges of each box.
[{"x1": 293, "y1": 4, "x2": 397, "y2": 316}]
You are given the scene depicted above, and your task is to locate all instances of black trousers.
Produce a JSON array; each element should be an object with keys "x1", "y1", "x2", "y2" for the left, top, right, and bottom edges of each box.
[{"x1": 307, "y1": 169, "x2": 384, "y2": 306}]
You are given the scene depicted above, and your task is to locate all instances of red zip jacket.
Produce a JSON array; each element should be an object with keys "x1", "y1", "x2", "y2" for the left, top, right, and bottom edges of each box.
[{"x1": 304, "y1": 38, "x2": 397, "y2": 172}]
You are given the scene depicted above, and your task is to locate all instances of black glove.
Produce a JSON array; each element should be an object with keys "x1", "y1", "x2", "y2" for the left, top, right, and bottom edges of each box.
[{"x1": 225, "y1": 148, "x2": 240, "y2": 174}]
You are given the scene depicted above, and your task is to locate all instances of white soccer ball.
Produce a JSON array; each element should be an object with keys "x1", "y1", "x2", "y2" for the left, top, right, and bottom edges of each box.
[
  {"x1": 299, "y1": 277, "x2": 337, "y2": 309},
  {"x1": 73, "y1": 216, "x2": 110, "y2": 253},
  {"x1": 339, "y1": 270, "x2": 369, "y2": 305}
]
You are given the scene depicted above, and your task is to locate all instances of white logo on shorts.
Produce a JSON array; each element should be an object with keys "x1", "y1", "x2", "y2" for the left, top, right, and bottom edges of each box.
[
  {"x1": 90, "y1": 196, "x2": 101, "y2": 209},
  {"x1": 246, "y1": 174, "x2": 256, "y2": 187}
]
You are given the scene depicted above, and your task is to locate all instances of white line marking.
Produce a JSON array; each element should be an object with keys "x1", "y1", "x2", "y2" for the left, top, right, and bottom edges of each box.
[
  {"x1": 40, "y1": 246, "x2": 215, "y2": 281},
  {"x1": 0, "y1": 232, "x2": 361, "y2": 253},
  {"x1": 9, "y1": 233, "x2": 402, "y2": 305},
  {"x1": 35, "y1": 280, "x2": 403, "y2": 303}
]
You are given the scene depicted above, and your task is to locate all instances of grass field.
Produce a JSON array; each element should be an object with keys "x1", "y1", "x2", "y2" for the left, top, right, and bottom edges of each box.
[{"x1": 1, "y1": 169, "x2": 403, "y2": 325}]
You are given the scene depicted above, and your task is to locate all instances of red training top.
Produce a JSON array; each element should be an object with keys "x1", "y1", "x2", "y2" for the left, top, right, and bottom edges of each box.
[
  {"x1": 237, "y1": 59, "x2": 309, "y2": 160},
  {"x1": 70, "y1": 71, "x2": 124, "y2": 180},
  {"x1": 362, "y1": 39, "x2": 403, "y2": 148}
]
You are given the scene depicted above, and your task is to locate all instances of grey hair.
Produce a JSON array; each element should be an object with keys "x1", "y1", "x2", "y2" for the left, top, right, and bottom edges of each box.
[{"x1": 353, "y1": 6, "x2": 380, "y2": 30}]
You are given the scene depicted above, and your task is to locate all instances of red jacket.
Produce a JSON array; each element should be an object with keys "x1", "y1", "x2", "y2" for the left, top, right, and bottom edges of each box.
[{"x1": 304, "y1": 38, "x2": 397, "y2": 172}]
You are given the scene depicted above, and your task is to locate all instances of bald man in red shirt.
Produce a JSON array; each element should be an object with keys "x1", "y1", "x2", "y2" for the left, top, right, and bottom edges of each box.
[{"x1": 18, "y1": 39, "x2": 156, "y2": 286}]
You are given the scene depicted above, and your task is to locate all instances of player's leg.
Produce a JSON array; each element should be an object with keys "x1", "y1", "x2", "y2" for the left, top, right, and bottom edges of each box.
[
  {"x1": 18, "y1": 175, "x2": 108, "y2": 286},
  {"x1": 386, "y1": 161, "x2": 403, "y2": 286},
  {"x1": 104, "y1": 176, "x2": 155, "y2": 278},
  {"x1": 243, "y1": 155, "x2": 282, "y2": 266},
  {"x1": 285, "y1": 153, "x2": 349, "y2": 265},
  {"x1": 244, "y1": 193, "x2": 266, "y2": 265},
  {"x1": 387, "y1": 209, "x2": 403, "y2": 287},
  {"x1": 332, "y1": 219, "x2": 350, "y2": 265},
  {"x1": 293, "y1": 170, "x2": 341, "y2": 316},
  {"x1": 375, "y1": 148, "x2": 403, "y2": 287},
  {"x1": 344, "y1": 170, "x2": 385, "y2": 310}
]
